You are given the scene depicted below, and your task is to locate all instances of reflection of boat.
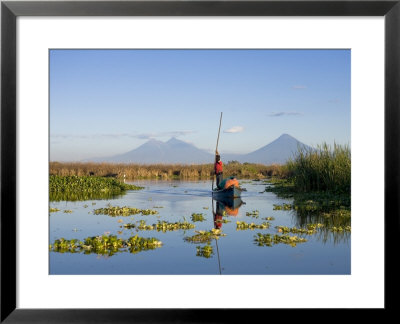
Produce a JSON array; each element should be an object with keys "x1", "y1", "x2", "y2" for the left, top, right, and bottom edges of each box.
[
  {"x1": 213, "y1": 196, "x2": 245, "y2": 230},
  {"x1": 212, "y1": 195, "x2": 245, "y2": 211}
]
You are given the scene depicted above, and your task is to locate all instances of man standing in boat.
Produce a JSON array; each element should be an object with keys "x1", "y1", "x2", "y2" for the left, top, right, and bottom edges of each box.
[{"x1": 214, "y1": 151, "x2": 223, "y2": 189}]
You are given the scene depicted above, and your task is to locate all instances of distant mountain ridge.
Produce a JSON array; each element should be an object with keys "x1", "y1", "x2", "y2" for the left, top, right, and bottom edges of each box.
[
  {"x1": 224, "y1": 134, "x2": 311, "y2": 165},
  {"x1": 89, "y1": 137, "x2": 214, "y2": 164},
  {"x1": 87, "y1": 134, "x2": 312, "y2": 165}
]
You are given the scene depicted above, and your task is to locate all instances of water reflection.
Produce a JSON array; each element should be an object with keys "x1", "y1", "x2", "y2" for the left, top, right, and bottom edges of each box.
[
  {"x1": 50, "y1": 191, "x2": 124, "y2": 202},
  {"x1": 50, "y1": 180, "x2": 350, "y2": 274},
  {"x1": 212, "y1": 197, "x2": 245, "y2": 229},
  {"x1": 291, "y1": 208, "x2": 351, "y2": 245}
]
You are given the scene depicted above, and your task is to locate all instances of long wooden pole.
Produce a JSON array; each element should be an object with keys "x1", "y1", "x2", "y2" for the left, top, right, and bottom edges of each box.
[
  {"x1": 215, "y1": 112, "x2": 223, "y2": 153},
  {"x1": 212, "y1": 112, "x2": 223, "y2": 190}
]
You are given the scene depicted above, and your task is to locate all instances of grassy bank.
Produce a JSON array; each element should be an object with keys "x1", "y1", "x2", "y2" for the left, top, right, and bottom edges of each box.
[
  {"x1": 49, "y1": 161, "x2": 286, "y2": 180},
  {"x1": 265, "y1": 143, "x2": 351, "y2": 227},
  {"x1": 49, "y1": 175, "x2": 143, "y2": 201},
  {"x1": 286, "y1": 143, "x2": 351, "y2": 194}
]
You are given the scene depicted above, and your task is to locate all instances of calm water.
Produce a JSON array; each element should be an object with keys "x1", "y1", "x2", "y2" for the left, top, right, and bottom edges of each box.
[{"x1": 49, "y1": 180, "x2": 351, "y2": 275}]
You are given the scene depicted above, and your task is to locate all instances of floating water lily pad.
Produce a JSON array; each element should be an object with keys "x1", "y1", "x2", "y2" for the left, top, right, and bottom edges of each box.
[{"x1": 94, "y1": 205, "x2": 158, "y2": 217}]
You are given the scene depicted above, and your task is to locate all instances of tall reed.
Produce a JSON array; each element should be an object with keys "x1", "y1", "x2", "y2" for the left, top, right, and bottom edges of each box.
[
  {"x1": 286, "y1": 143, "x2": 351, "y2": 194},
  {"x1": 49, "y1": 161, "x2": 286, "y2": 180}
]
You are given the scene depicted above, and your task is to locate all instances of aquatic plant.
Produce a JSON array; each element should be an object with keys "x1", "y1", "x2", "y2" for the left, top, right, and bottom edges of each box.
[
  {"x1": 276, "y1": 224, "x2": 324, "y2": 235},
  {"x1": 276, "y1": 223, "x2": 350, "y2": 235},
  {"x1": 196, "y1": 243, "x2": 214, "y2": 258},
  {"x1": 123, "y1": 223, "x2": 136, "y2": 229},
  {"x1": 49, "y1": 207, "x2": 60, "y2": 213},
  {"x1": 273, "y1": 203, "x2": 292, "y2": 211},
  {"x1": 215, "y1": 218, "x2": 231, "y2": 224},
  {"x1": 63, "y1": 210, "x2": 73, "y2": 213},
  {"x1": 254, "y1": 233, "x2": 307, "y2": 247},
  {"x1": 184, "y1": 229, "x2": 226, "y2": 243},
  {"x1": 93, "y1": 205, "x2": 158, "y2": 217},
  {"x1": 155, "y1": 219, "x2": 195, "y2": 232},
  {"x1": 263, "y1": 217, "x2": 275, "y2": 221},
  {"x1": 330, "y1": 226, "x2": 351, "y2": 232},
  {"x1": 137, "y1": 220, "x2": 155, "y2": 231},
  {"x1": 245, "y1": 210, "x2": 259, "y2": 218},
  {"x1": 236, "y1": 221, "x2": 270, "y2": 230},
  {"x1": 49, "y1": 175, "x2": 143, "y2": 201},
  {"x1": 191, "y1": 213, "x2": 206, "y2": 222},
  {"x1": 322, "y1": 209, "x2": 351, "y2": 219},
  {"x1": 50, "y1": 238, "x2": 80, "y2": 253},
  {"x1": 50, "y1": 234, "x2": 162, "y2": 255},
  {"x1": 122, "y1": 220, "x2": 154, "y2": 230},
  {"x1": 265, "y1": 179, "x2": 351, "y2": 223}
]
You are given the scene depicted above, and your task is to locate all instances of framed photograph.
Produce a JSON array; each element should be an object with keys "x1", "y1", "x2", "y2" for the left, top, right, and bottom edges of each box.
[{"x1": 1, "y1": 0, "x2": 398, "y2": 321}]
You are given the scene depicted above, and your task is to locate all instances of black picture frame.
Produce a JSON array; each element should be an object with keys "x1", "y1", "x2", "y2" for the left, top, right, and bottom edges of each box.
[{"x1": 1, "y1": 0, "x2": 398, "y2": 322}]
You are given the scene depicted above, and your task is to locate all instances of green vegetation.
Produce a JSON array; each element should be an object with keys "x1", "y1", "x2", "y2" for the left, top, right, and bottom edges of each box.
[
  {"x1": 286, "y1": 143, "x2": 351, "y2": 194},
  {"x1": 215, "y1": 218, "x2": 231, "y2": 224},
  {"x1": 245, "y1": 210, "x2": 260, "y2": 218},
  {"x1": 236, "y1": 221, "x2": 270, "y2": 230},
  {"x1": 330, "y1": 226, "x2": 352, "y2": 232},
  {"x1": 266, "y1": 180, "x2": 350, "y2": 217},
  {"x1": 123, "y1": 219, "x2": 196, "y2": 232},
  {"x1": 263, "y1": 217, "x2": 275, "y2": 221},
  {"x1": 322, "y1": 209, "x2": 351, "y2": 219},
  {"x1": 276, "y1": 224, "x2": 324, "y2": 235},
  {"x1": 50, "y1": 161, "x2": 286, "y2": 180},
  {"x1": 49, "y1": 207, "x2": 60, "y2": 213},
  {"x1": 274, "y1": 221, "x2": 350, "y2": 238},
  {"x1": 63, "y1": 210, "x2": 73, "y2": 213},
  {"x1": 196, "y1": 243, "x2": 214, "y2": 258},
  {"x1": 184, "y1": 229, "x2": 226, "y2": 243},
  {"x1": 273, "y1": 203, "x2": 292, "y2": 210},
  {"x1": 136, "y1": 220, "x2": 155, "y2": 231},
  {"x1": 123, "y1": 223, "x2": 137, "y2": 229},
  {"x1": 191, "y1": 213, "x2": 206, "y2": 222},
  {"x1": 49, "y1": 175, "x2": 143, "y2": 201},
  {"x1": 49, "y1": 234, "x2": 162, "y2": 256},
  {"x1": 93, "y1": 205, "x2": 158, "y2": 217},
  {"x1": 254, "y1": 233, "x2": 308, "y2": 247},
  {"x1": 155, "y1": 219, "x2": 195, "y2": 232},
  {"x1": 265, "y1": 143, "x2": 351, "y2": 219}
]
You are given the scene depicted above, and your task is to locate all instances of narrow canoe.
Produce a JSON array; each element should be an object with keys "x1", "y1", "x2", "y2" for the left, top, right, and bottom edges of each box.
[{"x1": 212, "y1": 185, "x2": 242, "y2": 201}]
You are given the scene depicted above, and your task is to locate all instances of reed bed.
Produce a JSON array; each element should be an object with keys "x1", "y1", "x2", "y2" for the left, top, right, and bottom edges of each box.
[
  {"x1": 286, "y1": 143, "x2": 351, "y2": 194},
  {"x1": 49, "y1": 161, "x2": 286, "y2": 180}
]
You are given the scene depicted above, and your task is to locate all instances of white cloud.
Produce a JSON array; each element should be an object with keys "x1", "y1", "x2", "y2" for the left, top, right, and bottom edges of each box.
[
  {"x1": 224, "y1": 126, "x2": 244, "y2": 133},
  {"x1": 268, "y1": 111, "x2": 303, "y2": 117},
  {"x1": 51, "y1": 130, "x2": 195, "y2": 140}
]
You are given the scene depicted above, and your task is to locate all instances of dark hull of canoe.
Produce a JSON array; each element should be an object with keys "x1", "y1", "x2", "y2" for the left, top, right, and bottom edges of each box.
[{"x1": 212, "y1": 185, "x2": 242, "y2": 200}]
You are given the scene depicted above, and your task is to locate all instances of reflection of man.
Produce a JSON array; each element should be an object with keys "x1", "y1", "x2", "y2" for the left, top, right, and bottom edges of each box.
[
  {"x1": 213, "y1": 201, "x2": 225, "y2": 229},
  {"x1": 214, "y1": 151, "x2": 223, "y2": 189}
]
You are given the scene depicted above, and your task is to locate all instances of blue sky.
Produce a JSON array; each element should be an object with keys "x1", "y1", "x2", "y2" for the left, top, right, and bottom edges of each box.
[{"x1": 50, "y1": 49, "x2": 350, "y2": 161}]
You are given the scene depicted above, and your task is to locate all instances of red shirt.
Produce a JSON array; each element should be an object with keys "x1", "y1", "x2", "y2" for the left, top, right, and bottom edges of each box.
[{"x1": 214, "y1": 161, "x2": 223, "y2": 174}]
